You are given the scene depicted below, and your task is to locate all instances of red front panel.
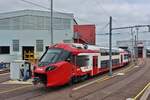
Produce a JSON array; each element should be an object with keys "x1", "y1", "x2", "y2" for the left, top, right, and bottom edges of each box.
[{"x1": 46, "y1": 61, "x2": 73, "y2": 87}]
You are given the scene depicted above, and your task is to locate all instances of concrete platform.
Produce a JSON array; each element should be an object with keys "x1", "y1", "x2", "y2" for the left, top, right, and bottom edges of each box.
[
  {"x1": 0, "y1": 59, "x2": 149, "y2": 100},
  {"x1": 2, "y1": 79, "x2": 33, "y2": 85}
]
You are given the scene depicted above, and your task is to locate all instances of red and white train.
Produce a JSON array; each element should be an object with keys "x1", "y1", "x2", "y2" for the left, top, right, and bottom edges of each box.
[{"x1": 33, "y1": 43, "x2": 130, "y2": 87}]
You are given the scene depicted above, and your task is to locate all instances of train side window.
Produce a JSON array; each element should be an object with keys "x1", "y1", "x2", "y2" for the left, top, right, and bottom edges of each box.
[
  {"x1": 101, "y1": 60, "x2": 109, "y2": 68},
  {"x1": 112, "y1": 59, "x2": 119, "y2": 65},
  {"x1": 76, "y1": 55, "x2": 89, "y2": 67},
  {"x1": 124, "y1": 55, "x2": 128, "y2": 60},
  {"x1": 101, "y1": 49, "x2": 108, "y2": 56}
]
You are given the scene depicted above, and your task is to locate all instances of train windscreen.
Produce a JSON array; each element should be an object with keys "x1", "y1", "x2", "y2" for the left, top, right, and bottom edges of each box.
[{"x1": 38, "y1": 49, "x2": 70, "y2": 66}]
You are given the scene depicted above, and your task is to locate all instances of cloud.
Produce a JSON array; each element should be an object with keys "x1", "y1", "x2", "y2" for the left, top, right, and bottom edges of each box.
[{"x1": 0, "y1": 0, "x2": 150, "y2": 45}]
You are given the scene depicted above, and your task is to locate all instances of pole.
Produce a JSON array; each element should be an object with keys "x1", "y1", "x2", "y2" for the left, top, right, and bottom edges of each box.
[
  {"x1": 136, "y1": 27, "x2": 139, "y2": 59},
  {"x1": 136, "y1": 27, "x2": 139, "y2": 60},
  {"x1": 136, "y1": 27, "x2": 139, "y2": 45},
  {"x1": 131, "y1": 28, "x2": 134, "y2": 62},
  {"x1": 50, "y1": 0, "x2": 53, "y2": 45},
  {"x1": 135, "y1": 35, "x2": 137, "y2": 59},
  {"x1": 109, "y1": 16, "x2": 112, "y2": 76}
]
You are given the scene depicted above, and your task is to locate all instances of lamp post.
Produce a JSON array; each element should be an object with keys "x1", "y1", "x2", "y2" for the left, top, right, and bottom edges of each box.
[
  {"x1": 109, "y1": 16, "x2": 112, "y2": 76},
  {"x1": 49, "y1": 0, "x2": 53, "y2": 45},
  {"x1": 131, "y1": 28, "x2": 134, "y2": 62}
]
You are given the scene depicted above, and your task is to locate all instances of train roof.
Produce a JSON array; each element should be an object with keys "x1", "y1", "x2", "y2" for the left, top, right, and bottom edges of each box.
[
  {"x1": 49, "y1": 43, "x2": 124, "y2": 54},
  {"x1": 49, "y1": 43, "x2": 98, "y2": 55},
  {"x1": 70, "y1": 43, "x2": 120, "y2": 52}
]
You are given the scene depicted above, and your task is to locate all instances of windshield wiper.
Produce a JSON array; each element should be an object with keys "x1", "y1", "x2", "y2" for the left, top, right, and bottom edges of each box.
[{"x1": 38, "y1": 62, "x2": 49, "y2": 66}]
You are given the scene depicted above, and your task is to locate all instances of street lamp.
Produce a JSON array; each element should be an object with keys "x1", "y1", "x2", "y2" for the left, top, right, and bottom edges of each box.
[
  {"x1": 109, "y1": 16, "x2": 112, "y2": 76},
  {"x1": 49, "y1": 0, "x2": 53, "y2": 45}
]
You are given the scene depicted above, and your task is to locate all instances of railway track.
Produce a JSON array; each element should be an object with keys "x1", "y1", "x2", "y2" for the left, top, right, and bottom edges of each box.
[
  {"x1": 26, "y1": 61, "x2": 138, "y2": 100},
  {"x1": 70, "y1": 59, "x2": 146, "y2": 100},
  {"x1": 1, "y1": 84, "x2": 71, "y2": 100},
  {"x1": 0, "y1": 59, "x2": 145, "y2": 100}
]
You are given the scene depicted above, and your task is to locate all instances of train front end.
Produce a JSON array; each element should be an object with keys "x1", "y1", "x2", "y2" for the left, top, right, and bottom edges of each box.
[{"x1": 33, "y1": 47, "x2": 73, "y2": 87}]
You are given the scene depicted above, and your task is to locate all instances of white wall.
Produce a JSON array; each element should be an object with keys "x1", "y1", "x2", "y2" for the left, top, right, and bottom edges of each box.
[
  {"x1": 0, "y1": 54, "x2": 15, "y2": 62},
  {"x1": 0, "y1": 29, "x2": 73, "y2": 62},
  {"x1": 0, "y1": 10, "x2": 74, "y2": 63}
]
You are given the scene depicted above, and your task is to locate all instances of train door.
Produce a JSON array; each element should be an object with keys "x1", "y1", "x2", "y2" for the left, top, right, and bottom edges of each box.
[
  {"x1": 92, "y1": 56, "x2": 99, "y2": 75},
  {"x1": 138, "y1": 47, "x2": 143, "y2": 58},
  {"x1": 121, "y1": 55, "x2": 123, "y2": 66}
]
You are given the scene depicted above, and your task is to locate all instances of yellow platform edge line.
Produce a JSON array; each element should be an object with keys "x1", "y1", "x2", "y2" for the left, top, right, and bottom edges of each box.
[{"x1": 133, "y1": 82, "x2": 150, "y2": 100}]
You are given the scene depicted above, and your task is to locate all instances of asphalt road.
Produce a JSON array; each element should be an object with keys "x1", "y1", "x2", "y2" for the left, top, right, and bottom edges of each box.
[{"x1": 0, "y1": 59, "x2": 150, "y2": 100}]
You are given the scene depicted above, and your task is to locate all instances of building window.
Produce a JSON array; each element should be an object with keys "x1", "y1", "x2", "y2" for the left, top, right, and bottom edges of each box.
[
  {"x1": 0, "y1": 46, "x2": 10, "y2": 54},
  {"x1": 13, "y1": 40, "x2": 19, "y2": 52},
  {"x1": 36, "y1": 40, "x2": 43, "y2": 52}
]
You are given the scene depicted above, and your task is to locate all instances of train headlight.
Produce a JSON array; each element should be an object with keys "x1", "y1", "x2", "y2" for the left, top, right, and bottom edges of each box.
[{"x1": 45, "y1": 66, "x2": 56, "y2": 71}]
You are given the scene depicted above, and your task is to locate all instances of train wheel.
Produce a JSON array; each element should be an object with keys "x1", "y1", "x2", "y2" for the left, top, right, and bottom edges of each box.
[
  {"x1": 80, "y1": 74, "x2": 88, "y2": 81},
  {"x1": 69, "y1": 76, "x2": 77, "y2": 86}
]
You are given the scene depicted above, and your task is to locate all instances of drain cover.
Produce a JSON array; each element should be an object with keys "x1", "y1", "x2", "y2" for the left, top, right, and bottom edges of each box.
[
  {"x1": 116, "y1": 73, "x2": 125, "y2": 76},
  {"x1": 134, "y1": 66, "x2": 140, "y2": 68},
  {"x1": 126, "y1": 98, "x2": 134, "y2": 100}
]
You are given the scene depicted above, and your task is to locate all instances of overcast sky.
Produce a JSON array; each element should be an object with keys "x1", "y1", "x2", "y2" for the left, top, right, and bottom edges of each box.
[{"x1": 0, "y1": 0, "x2": 150, "y2": 46}]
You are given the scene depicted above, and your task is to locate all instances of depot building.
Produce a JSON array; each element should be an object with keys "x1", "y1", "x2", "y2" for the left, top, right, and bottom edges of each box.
[
  {"x1": 0, "y1": 10, "x2": 96, "y2": 64},
  {"x1": 0, "y1": 10, "x2": 74, "y2": 63},
  {"x1": 116, "y1": 40, "x2": 150, "y2": 58}
]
